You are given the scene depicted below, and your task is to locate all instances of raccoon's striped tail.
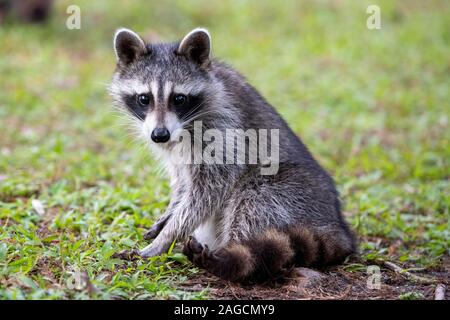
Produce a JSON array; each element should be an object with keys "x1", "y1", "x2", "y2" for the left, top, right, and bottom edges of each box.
[{"x1": 183, "y1": 226, "x2": 356, "y2": 283}]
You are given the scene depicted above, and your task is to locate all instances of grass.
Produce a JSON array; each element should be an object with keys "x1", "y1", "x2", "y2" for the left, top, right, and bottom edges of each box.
[{"x1": 0, "y1": 0, "x2": 449, "y2": 299}]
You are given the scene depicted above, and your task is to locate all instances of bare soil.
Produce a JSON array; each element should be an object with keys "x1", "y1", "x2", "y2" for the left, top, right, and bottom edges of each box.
[{"x1": 177, "y1": 261, "x2": 449, "y2": 300}]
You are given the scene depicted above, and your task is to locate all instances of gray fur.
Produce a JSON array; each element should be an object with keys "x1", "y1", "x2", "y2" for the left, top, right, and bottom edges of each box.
[{"x1": 109, "y1": 28, "x2": 356, "y2": 271}]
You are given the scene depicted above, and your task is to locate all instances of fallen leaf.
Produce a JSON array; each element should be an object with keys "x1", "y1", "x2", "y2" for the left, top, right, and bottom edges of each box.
[{"x1": 31, "y1": 199, "x2": 45, "y2": 216}]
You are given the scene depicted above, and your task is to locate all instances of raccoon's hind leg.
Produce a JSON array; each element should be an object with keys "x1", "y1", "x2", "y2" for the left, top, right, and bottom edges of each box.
[{"x1": 183, "y1": 229, "x2": 295, "y2": 283}]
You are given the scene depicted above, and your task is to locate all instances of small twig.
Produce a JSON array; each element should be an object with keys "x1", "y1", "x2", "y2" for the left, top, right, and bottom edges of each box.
[
  {"x1": 435, "y1": 284, "x2": 446, "y2": 300},
  {"x1": 383, "y1": 261, "x2": 437, "y2": 284}
]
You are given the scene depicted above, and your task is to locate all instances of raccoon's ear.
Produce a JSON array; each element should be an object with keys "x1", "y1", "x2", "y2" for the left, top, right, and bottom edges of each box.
[
  {"x1": 177, "y1": 28, "x2": 211, "y2": 67},
  {"x1": 114, "y1": 28, "x2": 147, "y2": 65}
]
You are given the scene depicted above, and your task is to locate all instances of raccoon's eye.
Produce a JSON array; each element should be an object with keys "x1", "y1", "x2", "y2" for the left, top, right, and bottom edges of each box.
[
  {"x1": 137, "y1": 94, "x2": 150, "y2": 107},
  {"x1": 173, "y1": 94, "x2": 187, "y2": 107}
]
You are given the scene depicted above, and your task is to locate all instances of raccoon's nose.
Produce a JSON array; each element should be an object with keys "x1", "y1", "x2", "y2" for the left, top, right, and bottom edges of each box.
[{"x1": 151, "y1": 127, "x2": 171, "y2": 143}]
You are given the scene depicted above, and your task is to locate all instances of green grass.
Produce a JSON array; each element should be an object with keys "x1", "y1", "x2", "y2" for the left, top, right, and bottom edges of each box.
[{"x1": 0, "y1": 0, "x2": 449, "y2": 299}]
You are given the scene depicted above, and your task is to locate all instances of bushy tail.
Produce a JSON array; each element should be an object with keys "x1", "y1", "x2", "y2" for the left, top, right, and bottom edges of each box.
[{"x1": 183, "y1": 226, "x2": 356, "y2": 283}]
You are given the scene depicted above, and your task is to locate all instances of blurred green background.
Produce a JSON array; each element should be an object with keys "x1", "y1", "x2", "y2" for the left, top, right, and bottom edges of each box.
[{"x1": 0, "y1": 0, "x2": 448, "y2": 299}]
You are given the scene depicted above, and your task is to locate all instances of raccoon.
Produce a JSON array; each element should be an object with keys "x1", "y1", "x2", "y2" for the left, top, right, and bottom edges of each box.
[{"x1": 109, "y1": 28, "x2": 356, "y2": 283}]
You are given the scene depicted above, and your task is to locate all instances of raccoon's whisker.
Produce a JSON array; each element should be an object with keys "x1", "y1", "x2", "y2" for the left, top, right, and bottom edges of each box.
[
  {"x1": 110, "y1": 109, "x2": 144, "y2": 129},
  {"x1": 108, "y1": 108, "x2": 145, "y2": 143},
  {"x1": 110, "y1": 105, "x2": 146, "y2": 122},
  {"x1": 181, "y1": 109, "x2": 226, "y2": 127},
  {"x1": 181, "y1": 108, "x2": 221, "y2": 125},
  {"x1": 180, "y1": 100, "x2": 208, "y2": 123},
  {"x1": 110, "y1": 120, "x2": 142, "y2": 135}
]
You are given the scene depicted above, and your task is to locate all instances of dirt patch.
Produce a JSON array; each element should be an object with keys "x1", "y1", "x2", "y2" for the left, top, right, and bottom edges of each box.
[{"x1": 177, "y1": 264, "x2": 449, "y2": 300}]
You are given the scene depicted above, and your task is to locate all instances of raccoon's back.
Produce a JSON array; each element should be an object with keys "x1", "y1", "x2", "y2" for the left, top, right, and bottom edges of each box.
[{"x1": 212, "y1": 60, "x2": 330, "y2": 174}]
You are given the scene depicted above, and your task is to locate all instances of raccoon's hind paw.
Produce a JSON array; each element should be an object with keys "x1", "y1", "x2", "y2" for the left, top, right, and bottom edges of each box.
[
  {"x1": 182, "y1": 236, "x2": 210, "y2": 267},
  {"x1": 183, "y1": 238, "x2": 256, "y2": 282}
]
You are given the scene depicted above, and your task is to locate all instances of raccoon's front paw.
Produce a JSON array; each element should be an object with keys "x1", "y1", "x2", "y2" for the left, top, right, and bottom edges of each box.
[
  {"x1": 183, "y1": 237, "x2": 210, "y2": 267},
  {"x1": 143, "y1": 224, "x2": 161, "y2": 240},
  {"x1": 139, "y1": 243, "x2": 168, "y2": 258},
  {"x1": 143, "y1": 215, "x2": 170, "y2": 240}
]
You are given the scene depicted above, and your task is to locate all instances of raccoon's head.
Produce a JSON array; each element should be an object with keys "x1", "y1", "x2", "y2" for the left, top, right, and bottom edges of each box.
[{"x1": 109, "y1": 27, "x2": 225, "y2": 149}]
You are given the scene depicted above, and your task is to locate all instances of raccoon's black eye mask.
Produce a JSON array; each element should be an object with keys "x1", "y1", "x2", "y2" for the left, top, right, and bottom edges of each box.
[
  {"x1": 171, "y1": 93, "x2": 205, "y2": 122},
  {"x1": 122, "y1": 93, "x2": 151, "y2": 120},
  {"x1": 122, "y1": 91, "x2": 205, "y2": 122}
]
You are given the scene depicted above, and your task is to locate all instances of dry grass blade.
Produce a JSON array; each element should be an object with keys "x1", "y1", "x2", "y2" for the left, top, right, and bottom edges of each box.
[{"x1": 383, "y1": 261, "x2": 437, "y2": 285}]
